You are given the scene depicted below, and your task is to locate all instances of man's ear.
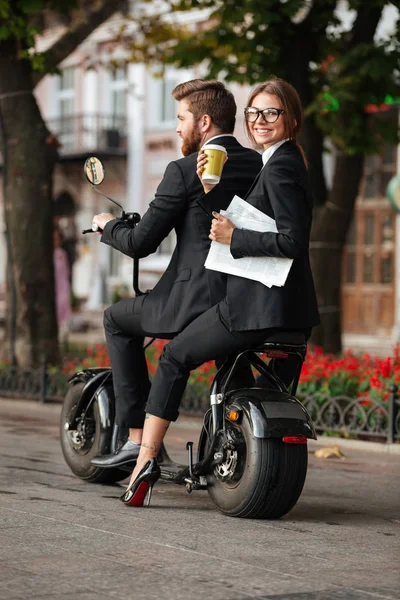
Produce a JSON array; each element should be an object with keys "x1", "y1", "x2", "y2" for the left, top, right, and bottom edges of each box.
[{"x1": 200, "y1": 114, "x2": 212, "y2": 132}]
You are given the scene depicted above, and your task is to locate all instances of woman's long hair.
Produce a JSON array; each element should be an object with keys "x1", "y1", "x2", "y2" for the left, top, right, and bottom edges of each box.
[{"x1": 245, "y1": 77, "x2": 307, "y2": 166}]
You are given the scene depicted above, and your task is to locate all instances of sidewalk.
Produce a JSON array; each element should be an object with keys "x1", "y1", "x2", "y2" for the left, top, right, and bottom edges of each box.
[
  {"x1": 1, "y1": 393, "x2": 399, "y2": 462},
  {"x1": 0, "y1": 395, "x2": 399, "y2": 600}
]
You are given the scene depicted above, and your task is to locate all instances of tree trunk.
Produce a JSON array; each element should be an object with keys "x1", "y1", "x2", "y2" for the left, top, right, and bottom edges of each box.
[
  {"x1": 300, "y1": 115, "x2": 327, "y2": 208},
  {"x1": 310, "y1": 151, "x2": 364, "y2": 353},
  {"x1": 0, "y1": 40, "x2": 59, "y2": 367}
]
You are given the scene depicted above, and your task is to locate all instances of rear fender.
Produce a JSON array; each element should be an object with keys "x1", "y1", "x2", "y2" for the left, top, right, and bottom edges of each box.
[
  {"x1": 68, "y1": 367, "x2": 111, "y2": 386},
  {"x1": 227, "y1": 387, "x2": 316, "y2": 440},
  {"x1": 67, "y1": 368, "x2": 115, "y2": 433}
]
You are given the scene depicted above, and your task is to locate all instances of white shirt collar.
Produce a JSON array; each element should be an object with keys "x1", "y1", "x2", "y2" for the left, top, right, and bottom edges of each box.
[
  {"x1": 205, "y1": 133, "x2": 235, "y2": 145},
  {"x1": 262, "y1": 139, "x2": 289, "y2": 166}
]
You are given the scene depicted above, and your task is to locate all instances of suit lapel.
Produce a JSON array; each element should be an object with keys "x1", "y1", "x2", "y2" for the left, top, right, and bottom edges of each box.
[
  {"x1": 244, "y1": 166, "x2": 264, "y2": 199},
  {"x1": 244, "y1": 141, "x2": 295, "y2": 200}
]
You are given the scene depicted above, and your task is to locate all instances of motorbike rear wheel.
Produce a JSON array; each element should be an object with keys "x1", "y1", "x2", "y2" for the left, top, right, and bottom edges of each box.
[
  {"x1": 202, "y1": 409, "x2": 308, "y2": 519},
  {"x1": 60, "y1": 382, "x2": 128, "y2": 484}
]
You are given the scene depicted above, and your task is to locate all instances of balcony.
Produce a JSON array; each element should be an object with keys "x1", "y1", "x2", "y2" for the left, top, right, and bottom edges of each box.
[{"x1": 46, "y1": 113, "x2": 127, "y2": 160}]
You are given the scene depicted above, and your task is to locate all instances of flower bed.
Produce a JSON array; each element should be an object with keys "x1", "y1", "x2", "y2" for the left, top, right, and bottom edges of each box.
[
  {"x1": 2, "y1": 341, "x2": 400, "y2": 414},
  {"x1": 1, "y1": 341, "x2": 399, "y2": 441},
  {"x1": 2, "y1": 341, "x2": 399, "y2": 406},
  {"x1": 139, "y1": 341, "x2": 400, "y2": 406},
  {"x1": 298, "y1": 345, "x2": 400, "y2": 405}
]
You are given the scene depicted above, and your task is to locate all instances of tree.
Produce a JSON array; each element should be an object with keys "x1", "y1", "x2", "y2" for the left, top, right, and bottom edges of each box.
[
  {"x1": 125, "y1": 0, "x2": 400, "y2": 352},
  {"x1": 0, "y1": 0, "x2": 126, "y2": 367}
]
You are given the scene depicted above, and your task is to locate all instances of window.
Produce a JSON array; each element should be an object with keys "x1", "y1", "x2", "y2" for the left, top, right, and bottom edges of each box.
[
  {"x1": 362, "y1": 141, "x2": 397, "y2": 201},
  {"x1": 160, "y1": 78, "x2": 177, "y2": 123},
  {"x1": 344, "y1": 218, "x2": 356, "y2": 284},
  {"x1": 57, "y1": 67, "x2": 75, "y2": 148},
  {"x1": 342, "y1": 207, "x2": 395, "y2": 335},
  {"x1": 380, "y1": 214, "x2": 395, "y2": 284},
  {"x1": 110, "y1": 65, "x2": 127, "y2": 121},
  {"x1": 343, "y1": 209, "x2": 395, "y2": 287},
  {"x1": 149, "y1": 75, "x2": 179, "y2": 126}
]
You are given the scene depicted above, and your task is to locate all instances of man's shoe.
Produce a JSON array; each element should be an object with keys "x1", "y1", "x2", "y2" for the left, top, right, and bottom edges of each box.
[{"x1": 90, "y1": 439, "x2": 141, "y2": 468}]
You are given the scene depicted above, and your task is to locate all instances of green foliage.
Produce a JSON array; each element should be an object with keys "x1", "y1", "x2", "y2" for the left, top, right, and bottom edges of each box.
[
  {"x1": 308, "y1": 38, "x2": 400, "y2": 153},
  {"x1": 127, "y1": 0, "x2": 400, "y2": 155},
  {"x1": 0, "y1": 0, "x2": 78, "y2": 70}
]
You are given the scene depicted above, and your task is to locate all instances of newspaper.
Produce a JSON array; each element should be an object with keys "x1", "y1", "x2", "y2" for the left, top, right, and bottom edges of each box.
[{"x1": 204, "y1": 195, "x2": 293, "y2": 288}]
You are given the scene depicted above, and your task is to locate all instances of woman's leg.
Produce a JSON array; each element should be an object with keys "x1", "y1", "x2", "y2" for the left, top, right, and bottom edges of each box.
[
  {"x1": 127, "y1": 301, "x2": 268, "y2": 486},
  {"x1": 128, "y1": 414, "x2": 170, "y2": 486}
]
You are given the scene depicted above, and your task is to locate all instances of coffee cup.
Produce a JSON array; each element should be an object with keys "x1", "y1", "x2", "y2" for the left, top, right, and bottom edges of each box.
[{"x1": 201, "y1": 144, "x2": 227, "y2": 184}]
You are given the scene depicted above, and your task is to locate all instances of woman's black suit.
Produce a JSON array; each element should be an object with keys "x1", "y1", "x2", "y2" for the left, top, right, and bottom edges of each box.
[{"x1": 145, "y1": 140, "x2": 320, "y2": 422}]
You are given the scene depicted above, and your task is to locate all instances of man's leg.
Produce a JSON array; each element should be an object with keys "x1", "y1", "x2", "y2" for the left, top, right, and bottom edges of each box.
[
  {"x1": 104, "y1": 296, "x2": 152, "y2": 435},
  {"x1": 91, "y1": 296, "x2": 171, "y2": 468}
]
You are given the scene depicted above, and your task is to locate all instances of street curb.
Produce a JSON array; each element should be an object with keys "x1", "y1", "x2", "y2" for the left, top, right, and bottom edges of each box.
[
  {"x1": 308, "y1": 437, "x2": 400, "y2": 455},
  {"x1": 1, "y1": 396, "x2": 399, "y2": 455}
]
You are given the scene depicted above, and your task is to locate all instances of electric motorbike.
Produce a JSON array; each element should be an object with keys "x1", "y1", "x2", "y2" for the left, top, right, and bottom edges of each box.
[{"x1": 60, "y1": 156, "x2": 316, "y2": 519}]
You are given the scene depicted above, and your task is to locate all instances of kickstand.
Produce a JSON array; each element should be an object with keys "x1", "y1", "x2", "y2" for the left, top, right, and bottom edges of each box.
[
  {"x1": 185, "y1": 441, "x2": 207, "y2": 493},
  {"x1": 186, "y1": 441, "x2": 194, "y2": 479}
]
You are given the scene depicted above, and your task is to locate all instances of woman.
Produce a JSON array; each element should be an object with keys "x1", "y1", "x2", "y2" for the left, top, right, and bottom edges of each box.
[{"x1": 120, "y1": 77, "x2": 320, "y2": 507}]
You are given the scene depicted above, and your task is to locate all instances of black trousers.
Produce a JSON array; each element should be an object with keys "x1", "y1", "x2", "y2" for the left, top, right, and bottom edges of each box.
[
  {"x1": 104, "y1": 295, "x2": 173, "y2": 428},
  {"x1": 105, "y1": 296, "x2": 307, "y2": 427}
]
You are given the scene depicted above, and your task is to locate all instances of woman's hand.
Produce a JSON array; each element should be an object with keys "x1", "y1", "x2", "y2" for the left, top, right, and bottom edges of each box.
[
  {"x1": 196, "y1": 151, "x2": 216, "y2": 194},
  {"x1": 196, "y1": 151, "x2": 228, "y2": 194},
  {"x1": 209, "y1": 212, "x2": 236, "y2": 245}
]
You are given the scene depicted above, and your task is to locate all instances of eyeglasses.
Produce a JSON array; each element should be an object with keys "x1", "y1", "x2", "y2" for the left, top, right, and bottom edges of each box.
[{"x1": 244, "y1": 107, "x2": 285, "y2": 123}]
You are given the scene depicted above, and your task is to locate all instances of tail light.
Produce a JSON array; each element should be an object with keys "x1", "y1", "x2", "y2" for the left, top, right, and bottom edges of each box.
[{"x1": 282, "y1": 435, "x2": 307, "y2": 444}]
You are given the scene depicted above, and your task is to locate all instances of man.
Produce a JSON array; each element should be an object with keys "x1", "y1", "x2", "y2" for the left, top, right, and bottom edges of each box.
[{"x1": 90, "y1": 79, "x2": 262, "y2": 468}]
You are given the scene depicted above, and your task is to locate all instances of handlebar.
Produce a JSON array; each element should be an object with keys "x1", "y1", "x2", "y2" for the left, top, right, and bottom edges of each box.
[{"x1": 82, "y1": 224, "x2": 101, "y2": 234}]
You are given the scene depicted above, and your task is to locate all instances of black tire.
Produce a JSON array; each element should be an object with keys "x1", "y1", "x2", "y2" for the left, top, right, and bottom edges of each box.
[
  {"x1": 202, "y1": 410, "x2": 308, "y2": 519},
  {"x1": 60, "y1": 381, "x2": 127, "y2": 484}
]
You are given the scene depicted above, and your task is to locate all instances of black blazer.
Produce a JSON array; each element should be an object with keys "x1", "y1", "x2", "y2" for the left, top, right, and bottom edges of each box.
[
  {"x1": 101, "y1": 135, "x2": 262, "y2": 333},
  {"x1": 204, "y1": 140, "x2": 320, "y2": 332}
]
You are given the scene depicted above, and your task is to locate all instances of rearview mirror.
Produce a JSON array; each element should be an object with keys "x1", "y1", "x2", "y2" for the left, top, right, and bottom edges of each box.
[{"x1": 84, "y1": 156, "x2": 105, "y2": 185}]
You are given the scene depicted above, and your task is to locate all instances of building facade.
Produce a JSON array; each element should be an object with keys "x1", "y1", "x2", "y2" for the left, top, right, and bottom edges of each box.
[{"x1": 0, "y1": 6, "x2": 399, "y2": 353}]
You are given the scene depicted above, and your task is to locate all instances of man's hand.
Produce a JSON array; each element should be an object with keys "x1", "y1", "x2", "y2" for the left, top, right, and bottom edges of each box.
[
  {"x1": 209, "y1": 212, "x2": 235, "y2": 245},
  {"x1": 92, "y1": 213, "x2": 115, "y2": 231}
]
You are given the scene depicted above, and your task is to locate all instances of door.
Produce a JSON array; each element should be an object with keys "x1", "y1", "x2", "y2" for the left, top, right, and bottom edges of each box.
[{"x1": 342, "y1": 207, "x2": 395, "y2": 335}]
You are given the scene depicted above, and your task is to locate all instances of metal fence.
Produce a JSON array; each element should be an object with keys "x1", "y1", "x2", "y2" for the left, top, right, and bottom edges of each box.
[{"x1": 0, "y1": 363, "x2": 399, "y2": 443}]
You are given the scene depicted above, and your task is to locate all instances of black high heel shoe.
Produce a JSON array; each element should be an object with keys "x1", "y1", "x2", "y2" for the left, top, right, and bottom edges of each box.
[{"x1": 120, "y1": 458, "x2": 161, "y2": 507}]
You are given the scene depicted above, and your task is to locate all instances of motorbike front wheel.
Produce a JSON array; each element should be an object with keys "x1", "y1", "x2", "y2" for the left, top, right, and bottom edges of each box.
[
  {"x1": 201, "y1": 409, "x2": 308, "y2": 519},
  {"x1": 60, "y1": 381, "x2": 127, "y2": 484}
]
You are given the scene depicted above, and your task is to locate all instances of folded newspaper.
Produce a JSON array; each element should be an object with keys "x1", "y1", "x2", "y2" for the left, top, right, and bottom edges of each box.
[{"x1": 204, "y1": 195, "x2": 292, "y2": 288}]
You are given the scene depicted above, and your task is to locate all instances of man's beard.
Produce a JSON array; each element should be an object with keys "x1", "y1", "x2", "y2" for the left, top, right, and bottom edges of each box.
[{"x1": 181, "y1": 125, "x2": 203, "y2": 157}]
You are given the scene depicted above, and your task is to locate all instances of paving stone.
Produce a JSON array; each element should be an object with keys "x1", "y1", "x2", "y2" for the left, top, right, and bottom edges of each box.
[{"x1": 0, "y1": 397, "x2": 398, "y2": 600}]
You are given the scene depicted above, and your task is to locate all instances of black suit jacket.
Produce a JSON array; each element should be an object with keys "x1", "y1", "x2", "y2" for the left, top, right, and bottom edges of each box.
[
  {"x1": 205, "y1": 140, "x2": 320, "y2": 332},
  {"x1": 101, "y1": 135, "x2": 262, "y2": 333}
]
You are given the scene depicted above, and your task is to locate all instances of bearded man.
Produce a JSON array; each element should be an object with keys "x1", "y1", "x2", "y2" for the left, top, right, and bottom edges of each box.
[{"x1": 91, "y1": 79, "x2": 262, "y2": 468}]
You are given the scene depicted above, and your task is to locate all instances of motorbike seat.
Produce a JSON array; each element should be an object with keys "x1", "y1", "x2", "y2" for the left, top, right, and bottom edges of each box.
[
  {"x1": 261, "y1": 331, "x2": 306, "y2": 345},
  {"x1": 253, "y1": 331, "x2": 307, "y2": 358}
]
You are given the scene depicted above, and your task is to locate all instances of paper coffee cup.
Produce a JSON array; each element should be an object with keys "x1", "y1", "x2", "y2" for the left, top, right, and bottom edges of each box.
[{"x1": 201, "y1": 144, "x2": 227, "y2": 184}]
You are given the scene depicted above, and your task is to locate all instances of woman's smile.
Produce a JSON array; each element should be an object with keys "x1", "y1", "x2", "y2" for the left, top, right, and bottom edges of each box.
[{"x1": 249, "y1": 92, "x2": 286, "y2": 149}]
